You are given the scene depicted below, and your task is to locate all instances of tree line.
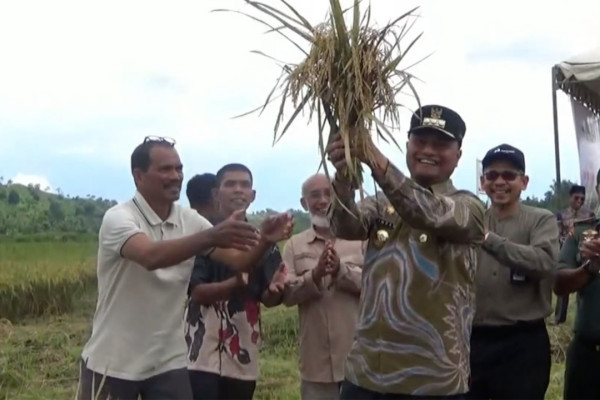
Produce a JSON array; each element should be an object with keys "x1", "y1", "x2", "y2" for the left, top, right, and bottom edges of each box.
[{"x1": 0, "y1": 178, "x2": 581, "y2": 242}]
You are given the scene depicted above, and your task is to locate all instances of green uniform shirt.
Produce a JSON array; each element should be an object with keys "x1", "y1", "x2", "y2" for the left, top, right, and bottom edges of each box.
[
  {"x1": 559, "y1": 217, "x2": 600, "y2": 341},
  {"x1": 329, "y1": 163, "x2": 485, "y2": 396},
  {"x1": 474, "y1": 204, "x2": 559, "y2": 326}
]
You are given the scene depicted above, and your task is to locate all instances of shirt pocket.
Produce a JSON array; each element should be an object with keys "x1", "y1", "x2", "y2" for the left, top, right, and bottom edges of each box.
[{"x1": 293, "y1": 251, "x2": 319, "y2": 275}]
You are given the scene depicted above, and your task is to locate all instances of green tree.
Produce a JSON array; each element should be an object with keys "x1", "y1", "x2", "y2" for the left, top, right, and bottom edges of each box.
[{"x1": 7, "y1": 190, "x2": 20, "y2": 205}]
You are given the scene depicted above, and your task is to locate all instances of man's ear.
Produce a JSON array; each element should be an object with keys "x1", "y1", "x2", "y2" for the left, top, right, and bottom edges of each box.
[
  {"x1": 300, "y1": 197, "x2": 308, "y2": 211},
  {"x1": 521, "y1": 175, "x2": 530, "y2": 191}
]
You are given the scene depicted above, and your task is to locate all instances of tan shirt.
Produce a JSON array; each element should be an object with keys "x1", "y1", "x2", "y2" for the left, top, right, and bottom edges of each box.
[
  {"x1": 474, "y1": 204, "x2": 559, "y2": 326},
  {"x1": 330, "y1": 164, "x2": 485, "y2": 396},
  {"x1": 282, "y1": 228, "x2": 364, "y2": 383}
]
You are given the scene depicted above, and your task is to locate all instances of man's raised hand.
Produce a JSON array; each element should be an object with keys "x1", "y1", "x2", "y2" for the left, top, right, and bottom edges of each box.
[
  {"x1": 210, "y1": 209, "x2": 260, "y2": 251},
  {"x1": 260, "y1": 212, "x2": 294, "y2": 243}
]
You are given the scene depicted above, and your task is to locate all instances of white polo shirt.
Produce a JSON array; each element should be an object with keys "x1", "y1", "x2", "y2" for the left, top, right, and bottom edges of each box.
[{"x1": 81, "y1": 191, "x2": 212, "y2": 381}]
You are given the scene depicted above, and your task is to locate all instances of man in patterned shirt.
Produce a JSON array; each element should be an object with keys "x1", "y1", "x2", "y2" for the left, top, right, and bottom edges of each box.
[{"x1": 326, "y1": 105, "x2": 485, "y2": 399}]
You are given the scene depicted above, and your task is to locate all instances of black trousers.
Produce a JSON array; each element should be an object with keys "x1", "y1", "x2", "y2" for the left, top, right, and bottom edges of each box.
[
  {"x1": 188, "y1": 370, "x2": 256, "y2": 400},
  {"x1": 77, "y1": 358, "x2": 192, "y2": 400},
  {"x1": 467, "y1": 320, "x2": 551, "y2": 400},
  {"x1": 340, "y1": 380, "x2": 464, "y2": 400},
  {"x1": 564, "y1": 335, "x2": 600, "y2": 400}
]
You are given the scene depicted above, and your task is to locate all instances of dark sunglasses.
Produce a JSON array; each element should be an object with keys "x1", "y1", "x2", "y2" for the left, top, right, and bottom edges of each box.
[
  {"x1": 483, "y1": 170, "x2": 522, "y2": 182},
  {"x1": 572, "y1": 195, "x2": 585, "y2": 202},
  {"x1": 143, "y1": 135, "x2": 176, "y2": 146}
]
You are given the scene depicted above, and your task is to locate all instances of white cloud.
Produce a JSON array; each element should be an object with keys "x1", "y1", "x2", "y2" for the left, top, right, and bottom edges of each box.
[
  {"x1": 0, "y1": 0, "x2": 599, "y2": 206},
  {"x1": 10, "y1": 173, "x2": 54, "y2": 193}
]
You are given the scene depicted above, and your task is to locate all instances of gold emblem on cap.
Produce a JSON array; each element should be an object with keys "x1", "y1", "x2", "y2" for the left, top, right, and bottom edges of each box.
[
  {"x1": 419, "y1": 233, "x2": 428, "y2": 243},
  {"x1": 423, "y1": 107, "x2": 446, "y2": 129},
  {"x1": 374, "y1": 229, "x2": 390, "y2": 248},
  {"x1": 430, "y1": 107, "x2": 443, "y2": 119}
]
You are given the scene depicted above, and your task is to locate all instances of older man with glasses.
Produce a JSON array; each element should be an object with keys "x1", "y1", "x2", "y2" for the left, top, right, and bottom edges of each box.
[
  {"x1": 467, "y1": 144, "x2": 559, "y2": 400},
  {"x1": 77, "y1": 136, "x2": 293, "y2": 400}
]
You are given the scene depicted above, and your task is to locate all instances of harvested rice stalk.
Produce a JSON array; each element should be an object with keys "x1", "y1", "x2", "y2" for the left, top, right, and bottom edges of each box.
[{"x1": 216, "y1": 0, "x2": 423, "y2": 189}]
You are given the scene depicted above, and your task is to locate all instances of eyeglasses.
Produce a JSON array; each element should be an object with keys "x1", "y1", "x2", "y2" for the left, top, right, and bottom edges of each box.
[
  {"x1": 483, "y1": 170, "x2": 522, "y2": 182},
  {"x1": 143, "y1": 136, "x2": 176, "y2": 146}
]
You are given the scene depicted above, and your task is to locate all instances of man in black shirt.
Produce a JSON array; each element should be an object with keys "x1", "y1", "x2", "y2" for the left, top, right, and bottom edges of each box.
[{"x1": 184, "y1": 163, "x2": 287, "y2": 400}]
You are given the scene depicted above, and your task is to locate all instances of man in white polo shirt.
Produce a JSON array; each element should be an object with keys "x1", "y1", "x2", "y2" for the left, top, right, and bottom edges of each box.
[{"x1": 77, "y1": 136, "x2": 293, "y2": 400}]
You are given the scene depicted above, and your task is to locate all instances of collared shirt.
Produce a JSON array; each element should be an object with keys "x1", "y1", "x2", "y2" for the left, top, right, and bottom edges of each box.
[
  {"x1": 184, "y1": 218, "x2": 282, "y2": 381},
  {"x1": 282, "y1": 228, "x2": 364, "y2": 383},
  {"x1": 329, "y1": 163, "x2": 485, "y2": 396},
  {"x1": 559, "y1": 216, "x2": 600, "y2": 342},
  {"x1": 557, "y1": 206, "x2": 595, "y2": 242},
  {"x1": 474, "y1": 204, "x2": 559, "y2": 327},
  {"x1": 81, "y1": 191, "x2": 212, "y2": 381}
]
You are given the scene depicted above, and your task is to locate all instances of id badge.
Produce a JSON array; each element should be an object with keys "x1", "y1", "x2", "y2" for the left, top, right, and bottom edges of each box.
[{"x1": 510, "y1": 269, "x2": 528, "y2": 284}]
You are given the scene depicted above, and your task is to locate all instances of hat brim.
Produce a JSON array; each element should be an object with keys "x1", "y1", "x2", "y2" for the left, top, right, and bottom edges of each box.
[
  {"x1": 481, "y1": 153, "x2": 525, "y2": 172},
  {"x1": 409, "y1": 126, "x2": 457, "y2": 140}
]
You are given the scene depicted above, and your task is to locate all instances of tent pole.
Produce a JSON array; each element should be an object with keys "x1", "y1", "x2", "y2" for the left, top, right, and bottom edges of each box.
[
  {"x1": 552, "y1": 65, "x2": 562, "y2": 207},
  {"x1": 551, "y1": 65, "x2": 570, "y2": 326}
]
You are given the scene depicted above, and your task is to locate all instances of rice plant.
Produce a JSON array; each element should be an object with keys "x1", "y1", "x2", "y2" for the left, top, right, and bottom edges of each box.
[{"x1": 216, "y1": 0, "x2": 424, "y2": 188}]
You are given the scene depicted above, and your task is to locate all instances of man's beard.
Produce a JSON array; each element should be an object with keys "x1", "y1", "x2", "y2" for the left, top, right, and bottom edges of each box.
[{"x1": 310, "y1": 213, "x2": 330, "y2": 229}]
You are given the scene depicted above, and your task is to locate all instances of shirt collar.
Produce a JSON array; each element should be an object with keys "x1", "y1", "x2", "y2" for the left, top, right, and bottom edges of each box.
[
  {"x1": 133, "y1": 190, "x2": 179, "y2": 227},
  {"x1": 429, "y1": 179, "x2": 456, "y2": 195},
  {"x1": 305, "y1": 226, "x2": 330, "y2": 244}
]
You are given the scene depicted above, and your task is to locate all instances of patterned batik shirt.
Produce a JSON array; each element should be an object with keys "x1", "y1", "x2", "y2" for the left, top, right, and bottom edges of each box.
[
  {"x1": 329, "y1": 163, "x2": 485, "y2": 396},
  {"x1": 184, "y1": 240, "x2": 282, "y2": 381}
]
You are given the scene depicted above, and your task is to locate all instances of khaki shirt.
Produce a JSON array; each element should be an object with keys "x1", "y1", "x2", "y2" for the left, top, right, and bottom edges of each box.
[
  {"x1": 474, "y1": 204, "x2": 559, "y2": 327},
  {"x1": 282, "y1": 228, "x2": 364, "y2": 383},
  {"x1": 329, "y1": 164, "x2": 485, "y2": 396}
]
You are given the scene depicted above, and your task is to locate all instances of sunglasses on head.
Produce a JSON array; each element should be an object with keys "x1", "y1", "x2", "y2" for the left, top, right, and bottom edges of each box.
[
  {"x1": 143, "y1": 135, "x2": 176, "y2": 146},
  {"x1": 483, "y1": 170, "x2": 522, "y2": 182}
]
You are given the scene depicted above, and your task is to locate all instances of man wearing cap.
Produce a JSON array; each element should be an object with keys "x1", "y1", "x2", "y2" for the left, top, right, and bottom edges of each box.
[
  {"x1": 467, "y1": 144, "x2": 558, "y2": 400},
  {"x1": 553, "y1": 184, "x2": 595, "y2": 324},
  {"x1": 326, "y1": 105, "x2": 485, "y2": 399},
  {"x1": 554, "y1": 168, "x2": 600, "y2": 400},
  {"x1": 557, "y1": 185, "x2": 594, "y2": 245}
]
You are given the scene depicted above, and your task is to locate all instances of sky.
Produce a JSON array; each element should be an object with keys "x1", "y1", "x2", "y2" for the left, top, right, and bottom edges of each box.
[{"x1": 1, "y1": 0, "x2": 599, "y2": 212}]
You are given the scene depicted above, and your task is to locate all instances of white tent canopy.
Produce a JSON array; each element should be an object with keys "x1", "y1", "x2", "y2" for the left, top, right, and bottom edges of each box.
[{"x1": 555, "y1": 47, "x2": 600, "y2": 114}]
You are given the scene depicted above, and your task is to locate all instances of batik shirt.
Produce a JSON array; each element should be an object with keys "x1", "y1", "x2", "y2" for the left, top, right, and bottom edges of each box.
[
  {"x1": 184, "y1": 224, "x2": 282, "y2": 381},
  {"x1": 329, "y1": 163, "x2": 485, "y2": 396}
]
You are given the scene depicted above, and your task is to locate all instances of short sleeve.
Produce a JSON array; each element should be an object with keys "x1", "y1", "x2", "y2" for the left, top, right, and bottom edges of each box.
[
  {"x1": 184, "y1": 209, "x2": 214, "y2": 256},
  {"x1": 185, "y1": 208, "x2": 213, "y2": 233},
  {"x1": 259, "y1": 245, "x2": 283, "y2": 294},
  {"x1": 99, "y1": 206, "x2": 143, "y2": 256},
  {"x1": 188, "y1": 255, "x2": 215, "y2": 295}
]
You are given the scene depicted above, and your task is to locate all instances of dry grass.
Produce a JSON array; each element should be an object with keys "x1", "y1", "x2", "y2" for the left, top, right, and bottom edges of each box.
[
  {"x1": 217, "y1": 0, "x2": 425, "y2": 187},
  {"x1": 0, "y1": 242, "x2": 577, "y2": 399}
]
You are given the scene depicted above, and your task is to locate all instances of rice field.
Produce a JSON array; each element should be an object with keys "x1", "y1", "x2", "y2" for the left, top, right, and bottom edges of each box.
[
  {"x1": 0, "y1": 242, "x2": 574, "y2": 399},
  {"x1": 0, "y1": 242, "x2": 97, "y2": 323}
]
